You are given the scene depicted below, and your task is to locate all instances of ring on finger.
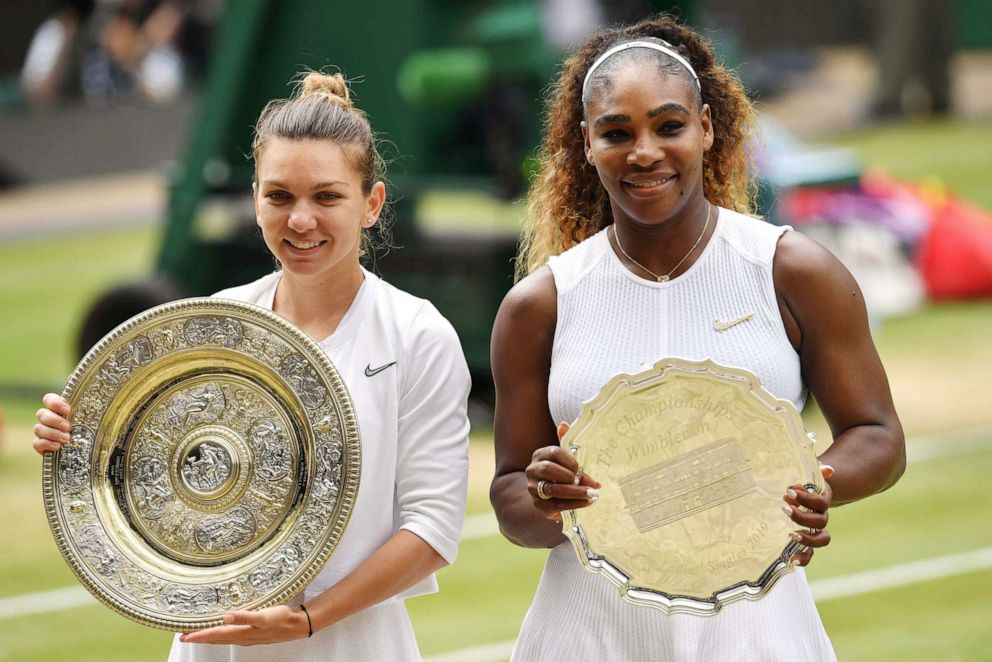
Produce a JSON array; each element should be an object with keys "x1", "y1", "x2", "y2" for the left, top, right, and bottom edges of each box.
[{"x1": 536, "y1": 480, "x2": 552, "y2": 500}]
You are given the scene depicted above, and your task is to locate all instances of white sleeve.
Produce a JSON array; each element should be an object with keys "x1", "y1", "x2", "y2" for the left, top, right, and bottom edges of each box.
[{"x1": 394, "y1": 303, "x2": 471, "y2": 564}]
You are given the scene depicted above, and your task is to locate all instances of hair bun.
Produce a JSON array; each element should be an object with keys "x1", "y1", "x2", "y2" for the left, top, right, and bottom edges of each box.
[{"x1": 298, "y1": 72, "x2": 352, "y2": 107}]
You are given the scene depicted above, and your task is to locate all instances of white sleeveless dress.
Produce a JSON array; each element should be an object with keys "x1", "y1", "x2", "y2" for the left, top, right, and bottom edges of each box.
[{"x1": 511, "y1": 208, "x2": 836, "y2": 662}]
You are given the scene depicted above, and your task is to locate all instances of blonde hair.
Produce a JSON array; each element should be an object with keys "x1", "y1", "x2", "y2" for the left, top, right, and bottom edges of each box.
[
  {"x1": 518, "y1": 15, "x2": 757, "y2": 279},
  {"x1": 252, "y1": 71, "x2": 391, "y2": 256}
]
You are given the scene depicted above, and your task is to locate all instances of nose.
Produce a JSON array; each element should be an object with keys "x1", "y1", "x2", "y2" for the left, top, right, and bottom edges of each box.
[
  {"x1": 627, "y1": 133, "x2": 664, "y2": 167},
  {"x1": 287, "y1": 201, "x2": 318, "y2": 232}
]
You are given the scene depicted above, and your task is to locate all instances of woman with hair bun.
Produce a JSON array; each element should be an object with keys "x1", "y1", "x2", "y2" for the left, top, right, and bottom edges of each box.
[
  {"x1": 33, "y1": 71, "x2": 471, "y2": 660},
  {"x1": 490, "y1": 14, "x2": 904, "y2": 660}
]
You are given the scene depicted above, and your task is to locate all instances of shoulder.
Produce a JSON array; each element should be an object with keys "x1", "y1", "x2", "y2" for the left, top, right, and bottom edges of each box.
[
  {"x1": 774, "y1": 229, "x2": 864, "y2": 328},
  {"x1": 373, "y1": 275, "x2": 463, "y2": 353},
  {"x1": 546, "y1": 228, "x2": 610, "y2": 291},
  {"x1": 373, "y1": 275, "x2": 432, "y2": 322},
  {"x1": 497, "y1": 266, "x2": 557, "y2": 331},
  {"x1": 717, "y1": 208, "x2": 788, "y2": 265},
  {"x1": 774, "y1": 229, "x2": 856, "y2": 292},
  {"x1": 491, "y1": 266, "x2": 558, "y2": 373},
  {"x1": 374, "y1": 279, "x2": 470, "y2": 399},
  {"x1": 212, "y1": 272, "x2": 279, "y2": 304}
]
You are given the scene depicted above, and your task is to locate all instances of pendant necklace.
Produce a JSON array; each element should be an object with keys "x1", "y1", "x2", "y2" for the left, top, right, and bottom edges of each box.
[{"x1": 611, "y1": 202, "x2": 713, "y2": 282}]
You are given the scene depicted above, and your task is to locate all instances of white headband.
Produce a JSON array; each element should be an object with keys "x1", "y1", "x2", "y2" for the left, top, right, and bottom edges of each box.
[{"x1": 582, "y1": 40, "x2": 701, "y2": 97}]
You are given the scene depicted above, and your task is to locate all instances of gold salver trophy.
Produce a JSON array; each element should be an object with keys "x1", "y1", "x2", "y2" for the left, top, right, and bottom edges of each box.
[
  {"x1": 561, "y1": 358, "x2": 823, "y2": 615},
  {"x1": 42, "y1": 299, "x2": 361, "y2": 631}
]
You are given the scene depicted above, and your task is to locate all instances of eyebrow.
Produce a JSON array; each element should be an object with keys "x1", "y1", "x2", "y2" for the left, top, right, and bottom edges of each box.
[
  {"x1": 648, "y1": 102, "x2": 690, "y2": 117},
  {"x1": 594, "y1": 113, "x2": 630, "y2": 127},
  {"x1": 260, "y1": 180, "x2": 349, "y2": 190},
  {"x1": 594, "y1": 103, "x2": 691, "y2": 127}
]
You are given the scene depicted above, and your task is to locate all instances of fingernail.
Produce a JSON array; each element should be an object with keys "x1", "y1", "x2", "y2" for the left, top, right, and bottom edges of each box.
[
  {"x1": 786, "y1": 488, "x2": 798, "y2": 499},
  {"x1": 780, "y1": 503, "x2": 793, "y2": 516},
  {"x1": 821, "y1": 464, "x2": 835, "y2": 478},
  {"x1": 61, "y1": 432, "x2": 71, "y2": 443},
  {"x1": 789, "y1": 531, "x2": 803, "y2": 542},
  {"x1": 574, "y1": 472, "x2": 582, "y2": 485},
  {"x1": 586, "y1": 488, "x2": 599, "y2": 500}
]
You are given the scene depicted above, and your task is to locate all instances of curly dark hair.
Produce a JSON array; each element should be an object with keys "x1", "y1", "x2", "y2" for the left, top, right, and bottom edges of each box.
[{"x1": 518, "y1": 14, "x2": 757, "y2": 279}]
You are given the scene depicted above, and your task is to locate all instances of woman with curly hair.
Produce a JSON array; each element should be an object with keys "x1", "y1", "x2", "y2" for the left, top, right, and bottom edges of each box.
[{"x1": 491, "y1": 14, "x2": 904, "y2": 661}]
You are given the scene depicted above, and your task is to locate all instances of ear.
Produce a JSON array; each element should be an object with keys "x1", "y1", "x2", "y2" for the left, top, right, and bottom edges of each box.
[
  {"x1": 581, "y1": 121, "x2": 594, "y2": 165},
  {"x1": 700, "y1": 104, "x2": 714, "y2": 152},
  {"x1": 364, "y1": 181, "x2": 387, "y2": 228}
]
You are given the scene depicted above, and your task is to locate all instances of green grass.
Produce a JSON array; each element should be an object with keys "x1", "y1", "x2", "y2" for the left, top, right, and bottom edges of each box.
[
  {"x1": 807, "y1": 442, "x2": 992, "y2": 579},
  {"x1": 874, "y1": 300, "x2": 992, "y2": 362},
  {"x1": 0, "y1": 608, "x2": 174, "y2": 662},
  {"x1": 409, "y1": 538, "x2": 545, "y2": 656},
  {"x1": 0, "y1": 226, "x2": 157, "y2": 394},
  {"x1": 819, "y1": 570, "x2": 992, "y2": 662}
]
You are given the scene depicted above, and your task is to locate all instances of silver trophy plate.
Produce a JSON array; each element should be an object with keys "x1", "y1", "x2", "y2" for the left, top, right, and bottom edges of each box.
[
  {"x1": 562, "y1": 358, "x2": 823, "y2": 615},
  {"x1": 43, "y1": 298, "x2": 361, "y2": 631}
]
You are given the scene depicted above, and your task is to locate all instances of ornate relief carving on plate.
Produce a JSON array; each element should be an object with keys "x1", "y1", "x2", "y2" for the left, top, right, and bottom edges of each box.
[{"x1": 43, "y1": 298, "x2": 360, "y2": 631}]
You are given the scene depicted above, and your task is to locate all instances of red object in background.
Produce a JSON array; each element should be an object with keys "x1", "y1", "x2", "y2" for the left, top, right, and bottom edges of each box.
[{"x1": 917, "y1": 198, "x2": 992, "y2": 299}]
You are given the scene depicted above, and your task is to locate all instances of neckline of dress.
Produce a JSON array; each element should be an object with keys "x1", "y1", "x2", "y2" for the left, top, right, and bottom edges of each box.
[{"x1": 603, "y1": 206, "x2": 723, "y2": 288}]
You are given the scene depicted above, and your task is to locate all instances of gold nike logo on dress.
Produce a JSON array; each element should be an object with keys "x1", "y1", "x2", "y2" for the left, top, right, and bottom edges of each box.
[{"x1": 713, "y1": 313, "x2": 755, "y2": 332}]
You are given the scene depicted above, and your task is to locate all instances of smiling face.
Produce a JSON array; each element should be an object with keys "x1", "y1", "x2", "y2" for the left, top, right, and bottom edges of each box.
[
  {"x1": 582, "y1": 61, "x2": 713, "y2": 228},
  {"x1": 254, "y1": 138, "x2": 385, "y2": 284}
]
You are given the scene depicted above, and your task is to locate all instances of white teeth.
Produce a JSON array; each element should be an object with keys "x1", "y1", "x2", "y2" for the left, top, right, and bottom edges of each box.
[
  {"x1": 288, "y1": 240, "x2": 321, "y2": 249},
  {"x1": 627, "y1": 176, "x2": 673, "y2": 188}
]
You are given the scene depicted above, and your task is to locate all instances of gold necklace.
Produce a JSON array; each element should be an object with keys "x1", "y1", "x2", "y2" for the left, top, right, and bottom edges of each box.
[{"x1": 611, "y1": 202, "x2": 713, "y2": 282}]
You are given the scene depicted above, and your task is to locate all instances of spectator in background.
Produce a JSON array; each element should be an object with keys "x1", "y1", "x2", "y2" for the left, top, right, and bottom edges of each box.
[{"x1": 20, "y1": 0, "x2": 220, "y2": 106}]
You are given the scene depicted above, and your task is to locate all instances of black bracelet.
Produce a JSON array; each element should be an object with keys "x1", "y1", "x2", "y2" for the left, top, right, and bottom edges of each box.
[{"x1": 299, "y1": 603, "x2": 313, "y2": 638}]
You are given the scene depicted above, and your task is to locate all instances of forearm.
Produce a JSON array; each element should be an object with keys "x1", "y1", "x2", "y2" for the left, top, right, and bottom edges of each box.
[
  {"x1": 305, "y1": 530, "x2": 447, "y2": 632},
  {"x1": 819, "y1": 423, "x2": 905, "y2": 506},
  {"x1": 491, "y1": 473, "x2": 566, "y2": 548}
]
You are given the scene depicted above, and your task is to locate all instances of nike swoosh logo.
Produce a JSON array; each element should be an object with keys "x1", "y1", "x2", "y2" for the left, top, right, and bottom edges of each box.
[
  {"x1": 364, "y1": 361, "x2": 397, "y2": 377},
  {"x1": 713, "y1": 313, "x2": 755, "y2": 332}
]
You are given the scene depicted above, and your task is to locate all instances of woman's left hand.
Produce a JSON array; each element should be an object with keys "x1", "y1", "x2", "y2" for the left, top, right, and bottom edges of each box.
[
  {"x1": 783, "y1": 464, "x2": 835, "y2": 567},
  {"x1": 179, "y1": 605, "x2": 309, "y2": 646}
]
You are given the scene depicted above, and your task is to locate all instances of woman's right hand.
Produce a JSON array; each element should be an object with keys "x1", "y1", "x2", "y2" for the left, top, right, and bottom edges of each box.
[
  {"x1": 524, "y1": 422, "x2": 601, "y2": 521},
  {"x1": 33, "y1": 393, "x2": 72, "y2": 454}
]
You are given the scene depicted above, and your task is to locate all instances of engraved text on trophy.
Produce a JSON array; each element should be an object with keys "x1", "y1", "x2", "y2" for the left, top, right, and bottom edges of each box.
[{"x1": 620, "y1": 438, "x2": 757, "y2": 533}]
